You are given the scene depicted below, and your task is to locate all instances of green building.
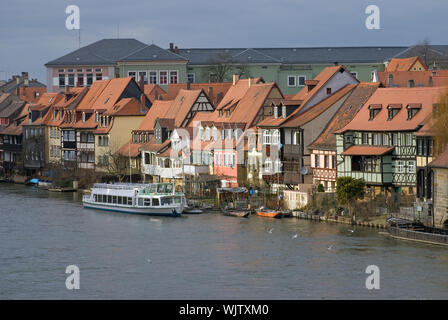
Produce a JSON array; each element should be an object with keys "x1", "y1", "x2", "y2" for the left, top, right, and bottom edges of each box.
[{"x1": 47, "y1": 38, "x2": 440, "y2": 95}]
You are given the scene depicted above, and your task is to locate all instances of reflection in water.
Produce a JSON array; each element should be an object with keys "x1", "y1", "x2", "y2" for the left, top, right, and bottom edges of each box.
[{"x1": 0, "y1": 184, "x2": 447, "y2": 299}]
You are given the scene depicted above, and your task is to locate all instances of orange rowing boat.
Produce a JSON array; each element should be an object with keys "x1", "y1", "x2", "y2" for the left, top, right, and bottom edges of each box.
[{"x1": 256, "y1": 210, "x2": 282, "y2": 218}]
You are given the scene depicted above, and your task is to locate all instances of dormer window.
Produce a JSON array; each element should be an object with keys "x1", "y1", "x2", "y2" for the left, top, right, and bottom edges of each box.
[
  {"x1": 226, "y1": 110, "x2": 230, "y2": 117},
  {"x1": 326, "y1": 88, "x2": 332, "y2": 95},
  {"x1": 282, "y1": 106, "x2": 287, "y2": 118},
  {"x1": 407, "y1": 103, "x2": 422, "y2": 120},
  {"x1": 387, "y1": 104, "x2": 402, "y2": 120},
  {"x1": 368, "y1": 104, "x2": 382, "y2": 120},
  {"x1": 53, "y1": 110, "x2": 57, "y2": 120},
  {"x1": 218, "y1": 110, "x2": 223, "y2": 117},
  {"x1": 59, "y1": 110, "x2": 63, "y2": 120},
  {"x1": 82, "y1": 112, "x2": 86, "y2": 123},
  {"x1": 205, "y1": 127, "x2": 211, "y2": 141},
  {"x1": 274, "y1": 106, "x2": 278, "y2": 119},
  {"x1": 95, "y1": 112, "x2": 99, "y2": 122}
]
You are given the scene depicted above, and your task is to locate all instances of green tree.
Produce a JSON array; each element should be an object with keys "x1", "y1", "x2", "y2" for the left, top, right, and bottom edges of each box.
[
  {"x1": 336, "y1": 176, "x2": 366, "y2": 220},
  {"x1": 317, "y1": 184, "x2": 325, "y2": 192}
]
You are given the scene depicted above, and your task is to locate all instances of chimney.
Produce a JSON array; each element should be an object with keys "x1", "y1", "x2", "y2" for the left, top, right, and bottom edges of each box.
[
  {"x1": 169, "y1": 43, "x2": 174, "y2": 52},
  {"x1": 140, "y1": 94, "x2": 146, "y2": 112},
  {"x1": 139, "y1": 75, "x2": 145, "y2": 93},
  {"x1": 248, "y1": 77, "x2": 251, "y2": 88},
  {"x1": 216, "y1": 92, "x2": 224, "y2": 105},
  {"x1": 333, "y1": 61, "x2": 339, "y2": 66},
  {"x1": 233, "y1": 74, "x2": 239, "y2": 85},
  {"x1": 65, "y1": 85, "x2": 70, "y2": 95},
  {"x1": 208, "y1": 86, "x2": 213, "y2": 99},
  {"x1": 174, "y1": 46, "x2": 179, "y2": 54},
  {"x1": 186, "y1": 82, "x2": 191, "y2": 90}
]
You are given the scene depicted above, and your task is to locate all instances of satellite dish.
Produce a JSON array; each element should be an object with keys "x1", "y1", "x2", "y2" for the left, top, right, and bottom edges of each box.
[{"x1": 300, "y1": 166, "x2": 309, "y2": 175}]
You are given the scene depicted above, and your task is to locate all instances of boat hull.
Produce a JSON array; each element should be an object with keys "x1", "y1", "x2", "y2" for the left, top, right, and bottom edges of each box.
[
  {"x1": 83, "y1": 201, "x2": 182, "y2": 217},
  {"x1": 257, "y1": 211, "x2": 282, "y2": 218},
  {"x1": 222, "y1": 210, "x2": 250, "y2": 218}
]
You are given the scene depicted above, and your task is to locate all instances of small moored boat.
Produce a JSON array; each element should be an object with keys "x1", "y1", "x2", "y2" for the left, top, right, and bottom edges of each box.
[
  {"x1": 257, "y1": 209, "x2": 282, "y2": 218},
  {"x1": 222, "y1": 209, "x2": 250, "y2": 218},
  {"x1": 183, "y1": 207, "x2": 203, "y2": 214},
  {"x1": 82, "y1": 183, "x2": 186, "y2": 217}
]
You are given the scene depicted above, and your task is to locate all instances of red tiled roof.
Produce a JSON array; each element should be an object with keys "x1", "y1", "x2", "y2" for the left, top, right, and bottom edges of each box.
[
  {"x1": 428, "y1": 146, "x2": 448, "y2": 169},
  {"x1": 278, "y1": 84, "x2": 357, "y2": 128},
  {"x1": 378, "y1": 70, "x2": 448, "y2": 88},
  {"x1": 309, "y1": 82, "x2": 379, "y2": 150},
  {"x1": 137, "y1": 100, "x2": 173, "y2": 132},
  {"x1": 140, "y1": 137, "x2": 171, "y2": 153},
  {"x1": 341, "y1": 145, "x2": 394, "y2": 156},
  {"x1": 337, "y1": 87, "x2": 447, "y2": 133},
  {"x1": 144, "y1": 84, "x2": 166, "y2": 102},
  {"x1": 104, "y1": 97, "x2": 147, "y2": 116},
  {"x1": 191, "y1": 82, "x2": 281, "y2": 130},
  {"x1": 386, "y1": 57, "x2": 427, "y2": 72},
  {"x1": 162, "y1": 82, "x2": 232, "y2": 105}
]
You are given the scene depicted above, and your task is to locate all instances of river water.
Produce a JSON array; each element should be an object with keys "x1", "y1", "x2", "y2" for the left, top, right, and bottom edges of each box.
[{"x1": 0, "y1": 184, "x2": 447, "y2": 299}]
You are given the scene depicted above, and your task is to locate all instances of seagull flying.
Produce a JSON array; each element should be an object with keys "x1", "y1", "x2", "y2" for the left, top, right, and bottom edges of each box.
[
  {"x1": 327, "y1": 245, "x2": 333, "y2": 251},
  {"x1": 267, "y1": 228, "x2": 274, "y2": 234},
  {"x1": 348, "y1": 229, "x2": 355, "y2": 233},
  {"x1": 292, "y1": 234, "x2": 298, "y2": 239}
]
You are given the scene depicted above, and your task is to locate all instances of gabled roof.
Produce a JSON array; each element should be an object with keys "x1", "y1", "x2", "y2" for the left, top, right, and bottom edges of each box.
[
  {"x1": 378, "y1": 70, "x2": 448, "y2": 88},
  {"x1": 90, "y1": 77, "x2": 133, "y2": 111},
  {"x1": 337, "y1": 87, "x2": 446, "y2": 133},
  {"x1": 163, "y1": 89, "x2": 205, "y2": 127},
  {"x1": 136, "y1": 100, "x2": 173, "y2": 132},
  {"x1": 309, "y1": 82, "x2": 379, "y2": 150},
  {"x1": 428, "y1": 147, "x2": 448, "y2": 169},
  {"x1": 46, "y1": 39, "x2": 147, "y2": 66},
  {"x1": 386, "y1": 56, "x2": 427, "y2": 72},
  {"x1": 280, "y1": 84, "x2": 357, "y2": 128},
  {"x1": 104, "y1": 97, "x2": 146, "y2": 116},
  {"x1": 191, "y1": 81, "x2": 280, "y2": 130},
  {"x1": 144, "y1": 84, "x2": 166, "y2": 102},
  {"x1": 162, "y1": 82, "x2": 232, "y2": 104},
  {"x1": 118, "y1": 44, "x2": 188, "y2": 62},
  {"x1": 75, "y1": 80, "x2": 110, "y2": 110}
]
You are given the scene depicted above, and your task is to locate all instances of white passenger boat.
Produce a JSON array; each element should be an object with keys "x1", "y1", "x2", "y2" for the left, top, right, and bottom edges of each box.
[{"x1": 82, "y1": 183, "x2": 186, "y2": 217}]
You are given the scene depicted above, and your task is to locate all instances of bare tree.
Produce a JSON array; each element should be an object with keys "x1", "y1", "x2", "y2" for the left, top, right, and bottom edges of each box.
[{"x1": 203, "y1": 52, "x2": 251, "y2": 82}]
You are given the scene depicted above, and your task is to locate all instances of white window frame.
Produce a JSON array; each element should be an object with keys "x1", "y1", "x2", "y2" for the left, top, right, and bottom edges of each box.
[
  {"x1": 287, "y1": 76, "x2": 296, "y2": 87},
  {"x1": 159, "y1": 71, "x2": 168, "y2": 85},
  {"x1": 169, "y1": 70, "x2": 178, "y2": 84},
  {"x1": 298, "y1": 75, "x2": 306, "y2": 87}
]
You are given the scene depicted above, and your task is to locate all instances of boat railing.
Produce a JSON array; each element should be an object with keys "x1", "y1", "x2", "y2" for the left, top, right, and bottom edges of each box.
[{"x1": 92, "y1": 183, "x2": 148, "y2": 191}]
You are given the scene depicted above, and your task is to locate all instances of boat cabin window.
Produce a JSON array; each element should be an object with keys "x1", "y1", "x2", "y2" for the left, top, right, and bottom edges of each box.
[
  {"x1": 144, "y1": 199, "x2": 151, "y2": 206},
  {"x1": 161, "y1": 197, "x2": 173, "y2": 205},
  {"x1": 107, "y1": 195, "x2": 112, "y2": 203},
  {"x1": 152, "y1": 198, "x2": 160, "y2": 206},
  {"x1": 127, "y1": 197, "x2": 133, "y2": 205},
  {"x1": 138, "y1": 198, "x2": 143, "y2": 206},
  {"x1": 174, "y1": 197, "x2": 182, "y2": 204},
  {"x1": 118, "y1": 196, "x2": 123, "y2": 205}
]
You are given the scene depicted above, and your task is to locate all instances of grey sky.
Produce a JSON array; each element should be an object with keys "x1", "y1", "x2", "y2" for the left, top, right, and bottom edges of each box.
[{"x1": 1, "y1": 0, "x2": 447, "y2": 84}]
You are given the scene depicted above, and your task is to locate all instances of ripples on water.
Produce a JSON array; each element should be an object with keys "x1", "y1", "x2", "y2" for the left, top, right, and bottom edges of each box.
[{"x1": 0, "y1": 184, "x2": 447, "y2": 299}]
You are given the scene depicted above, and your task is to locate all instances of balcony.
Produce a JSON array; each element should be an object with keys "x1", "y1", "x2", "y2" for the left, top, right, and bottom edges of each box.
[
  {"x1": 142, "y1": 164, "x2": 182, "y2": 178},
  {"x1": 184, "y1": 164, "x2": 210, "y2": 176}
]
